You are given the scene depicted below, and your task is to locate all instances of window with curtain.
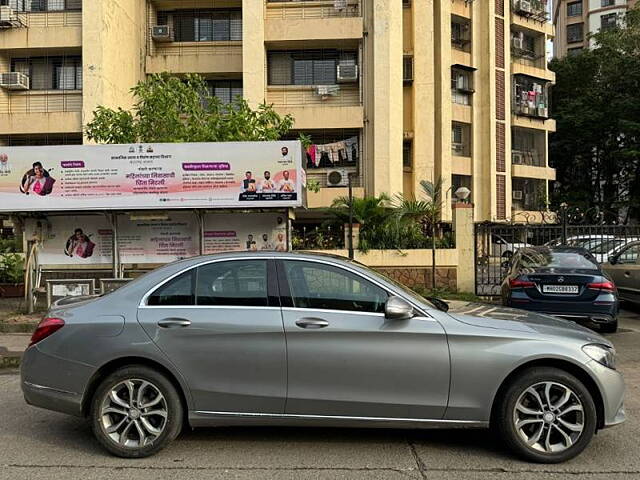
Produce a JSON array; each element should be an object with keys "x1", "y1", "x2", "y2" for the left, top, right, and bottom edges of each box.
[
  {"x1": 267, "y1": 50, "x2": 357, "y2": 86},
  {"x1": 172, "y1": 9, "x2": 242, "y2": 42},
  {"x1": 11, "y1": 56, "x2": 82, "y2": 90}
]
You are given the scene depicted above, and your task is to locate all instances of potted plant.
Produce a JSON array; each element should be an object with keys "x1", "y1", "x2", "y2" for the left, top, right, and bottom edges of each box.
[{"x1": 0, "y1": 253, "x2": 25, "y2": 298}]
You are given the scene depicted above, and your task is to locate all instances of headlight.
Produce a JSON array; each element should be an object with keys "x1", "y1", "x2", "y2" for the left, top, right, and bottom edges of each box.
[{"x1": 582, "y1": 344, "x2": 616, "y2": 370}]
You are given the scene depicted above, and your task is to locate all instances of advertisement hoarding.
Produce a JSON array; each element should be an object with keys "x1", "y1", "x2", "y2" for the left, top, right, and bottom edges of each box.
[
  {"x1": 26, "y1": 212, "x2": 289, "y2": 266},
  {"x1": 0, "y1": 141, "x2": 302, "y2": 212}
]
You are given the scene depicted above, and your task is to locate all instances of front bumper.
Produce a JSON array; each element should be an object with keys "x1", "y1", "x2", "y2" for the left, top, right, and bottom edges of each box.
[{"x1": 584, "y1": 359, "x2": 626, "y2": 428}]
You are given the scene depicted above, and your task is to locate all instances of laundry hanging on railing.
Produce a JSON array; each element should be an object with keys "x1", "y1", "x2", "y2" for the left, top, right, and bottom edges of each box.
[{"x1": 306, "y1": 136, "x2": 359, "y2": 169}]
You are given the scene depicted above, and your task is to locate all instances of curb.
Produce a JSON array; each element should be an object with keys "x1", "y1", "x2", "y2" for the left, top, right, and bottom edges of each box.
[
  {"x1": 0, "y1": 352, "x2": 22, "y2": 370},
  {"x1": 0, "y1": 323, "x2": 37, "y2": 334}
]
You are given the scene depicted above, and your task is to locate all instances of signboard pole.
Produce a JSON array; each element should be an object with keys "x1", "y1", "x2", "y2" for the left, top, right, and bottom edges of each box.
[
  {"x1": 196, "y1": 210, "x2": 204, "y2": 256},
  {"x1": 108, "y1": 212, "x2": 120, "y2": 278}
]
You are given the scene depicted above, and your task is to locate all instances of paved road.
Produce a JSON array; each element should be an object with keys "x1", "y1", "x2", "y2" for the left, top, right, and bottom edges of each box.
[{"x1": 1, "y1": 312, "x2": 639, "y2": 480}]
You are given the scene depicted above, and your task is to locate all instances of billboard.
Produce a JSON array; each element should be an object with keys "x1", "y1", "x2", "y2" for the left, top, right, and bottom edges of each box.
[
  {"x1": 0, "y1": 141, "x2": 302, "y2": 212},
  {"x1": 26, "y1": 212, "x2": 289, "y2": 266}
]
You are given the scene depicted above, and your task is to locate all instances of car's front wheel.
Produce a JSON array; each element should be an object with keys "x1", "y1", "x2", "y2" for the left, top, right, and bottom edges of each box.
[
  {"x1": 89, "y1": 365, "x2": 183, "y2": 458},
  {"x1": 494, "y1": 367, "x2": 597, "y2": 463}
]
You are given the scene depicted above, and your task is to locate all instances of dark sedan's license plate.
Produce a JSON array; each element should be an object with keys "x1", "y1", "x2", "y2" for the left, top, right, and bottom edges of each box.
[{"x1": 542, "y1": 285, "x2": 579, "y2": 294}]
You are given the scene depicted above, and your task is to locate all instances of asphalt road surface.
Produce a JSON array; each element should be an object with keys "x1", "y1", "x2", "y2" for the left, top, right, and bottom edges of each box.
[{"x1": 1, "y1": 310, "x2": 639, "y2": 480}]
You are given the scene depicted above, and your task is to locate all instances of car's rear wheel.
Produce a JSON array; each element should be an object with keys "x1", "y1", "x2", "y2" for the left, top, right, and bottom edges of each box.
[
  {"x1": 494, "y1": 367, "x2": 597, "y2": 463},
  {"x1": 90, "y1": 365, "x2": 183, "y2": 458}
]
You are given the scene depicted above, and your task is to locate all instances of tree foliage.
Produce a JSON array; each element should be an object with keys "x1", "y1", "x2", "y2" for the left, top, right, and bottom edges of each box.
[
  {"x1": 550, "y1": 7, "x2": 640, "y2": 222},
  {"x1": 86, "y1": 73, "x2": 295, "y2": 144}
]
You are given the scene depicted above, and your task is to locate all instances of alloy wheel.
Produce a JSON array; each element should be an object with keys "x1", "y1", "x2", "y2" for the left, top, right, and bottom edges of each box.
[
  {"x1": 100, "y1": 379, "x2": 168, "y2": 448},
  {"x1": 513, "y1": 381, "x2": 585, "y2": 454}
]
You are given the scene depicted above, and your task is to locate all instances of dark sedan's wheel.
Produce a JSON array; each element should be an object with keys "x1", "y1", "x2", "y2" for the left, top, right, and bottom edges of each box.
[
  {"x1": 600, "y1": 319, "x2": 618, "y2": 334},
  {"x1": 495, "y1": 367, "x2": 597, "y2": 463},
  {"x1": 90, "y1": 366, "x2": 183, "y2": 458}
]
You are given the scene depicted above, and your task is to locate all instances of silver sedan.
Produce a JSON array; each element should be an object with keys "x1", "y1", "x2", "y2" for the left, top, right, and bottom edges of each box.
[{"x1": 21, "y1": 252, "x2": 625, "y2": 462}]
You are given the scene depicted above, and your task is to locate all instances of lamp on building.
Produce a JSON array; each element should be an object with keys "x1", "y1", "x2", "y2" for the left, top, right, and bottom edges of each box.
[{"x1": 454, "y1": 186, "x2": 471, "y2": 203}]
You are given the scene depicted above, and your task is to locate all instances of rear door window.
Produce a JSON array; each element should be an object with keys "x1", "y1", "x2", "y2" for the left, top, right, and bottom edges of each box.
[{"x1": 147, "y1": 270, "x2": 195, "y2": 306}]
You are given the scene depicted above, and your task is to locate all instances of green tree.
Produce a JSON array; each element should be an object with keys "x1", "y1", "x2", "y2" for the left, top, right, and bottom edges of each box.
[
  {"x1": 86, "y1": 73, "x2": 294, "y2": 144},
  {"x1": 393, "y1": 179, "x2": 444, "y2": 289},
  {"x1": 549, "y1": 7, "x2": 640, "y2": 222}
]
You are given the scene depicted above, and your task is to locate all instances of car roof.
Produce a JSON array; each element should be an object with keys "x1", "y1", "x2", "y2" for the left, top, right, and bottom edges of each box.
[{"x1": 518, "y1": 246, "x2": 591, "y2": 254}]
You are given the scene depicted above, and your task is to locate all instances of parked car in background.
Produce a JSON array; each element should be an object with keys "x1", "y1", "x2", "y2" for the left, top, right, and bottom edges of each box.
[
  {"x1": 502, "y1": 247, "x2": 619, "y2": 333},
  {"x1": 603, "y1": 240, "x2": 640, "y2": 305},
  {"x1": 545, "y1": 235, "x2": 615, "y2": 249},
  {"x1": 589, "y1": 237, "x2": 640, "y2": 264},
  {"x1": 21, "y1": 252, "x2": 625, "y2": 463},
  {"x1": 491, "y1": 233, "x2": 532, "y2": 258}
]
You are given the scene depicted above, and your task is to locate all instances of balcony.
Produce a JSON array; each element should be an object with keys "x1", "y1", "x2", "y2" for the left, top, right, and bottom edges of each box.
[
  {"x1": 511, "y1": 0, "x2": 548, "y2": 22},
  {"x1": 266, "y1": 85, "x2": 362, "y2": 129},
  {"x1": 265, "y1": 0, "x2": 362, "y2": 43},
  {"x1": 0, "y1": 10, "x2": 81, "y2": 49},
  {"x1": 511, "y1": 177, "x2": 548, "y2": 212},
  {"x1": 0, "y1": 90, "x2": 82, "y2": 135},
  {"x1": 512, "y1": 74, "x2": 550, "y2": 122},
  {"x1": 146, "y1": 42, "x2": 243, "y2": 74}
]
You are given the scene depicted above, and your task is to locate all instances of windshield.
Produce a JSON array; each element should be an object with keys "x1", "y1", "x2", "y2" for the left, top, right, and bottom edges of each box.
[
  {"x1": 590, "y1": 239, "x2": 628, "y2": 254},
  {"x1": 519, "y1": 250, "x2": 599, "y2": 270}
]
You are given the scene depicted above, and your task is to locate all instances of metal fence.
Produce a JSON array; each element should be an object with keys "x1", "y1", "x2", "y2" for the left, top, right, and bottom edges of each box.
[{"x1": 475, "y1": 209, "x2": 640, "y2": 296}]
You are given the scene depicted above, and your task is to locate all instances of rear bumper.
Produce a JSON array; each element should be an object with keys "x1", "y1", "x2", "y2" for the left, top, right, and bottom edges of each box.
[
  {"x1": 20, "y1": 345, "x2": 94, "y2": 417},
  {"x1": 507, "y1": 296, "x2": 617, "y2": 324}
]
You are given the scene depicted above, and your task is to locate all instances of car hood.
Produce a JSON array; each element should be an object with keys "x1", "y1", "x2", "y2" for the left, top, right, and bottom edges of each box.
[{"x1": 445, "y1": 301, "x2": 611, "y2": 346}]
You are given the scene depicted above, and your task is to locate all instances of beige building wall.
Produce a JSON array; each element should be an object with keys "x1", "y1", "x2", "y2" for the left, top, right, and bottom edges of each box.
[{"x1": 0, "y1": 0, "x2": 556, "y2": 223}]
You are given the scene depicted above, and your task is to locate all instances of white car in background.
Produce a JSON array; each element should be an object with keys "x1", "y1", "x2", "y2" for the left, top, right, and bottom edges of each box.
[
  {"x1": 545, "y1": 235, "x2": 615, "y2": 249},
  {"x1": 491, "y1": 234, "x2": 532, "y2": 258},
  {"x1": 590, "y1": 237, "x2": 640, "y2": 263}
]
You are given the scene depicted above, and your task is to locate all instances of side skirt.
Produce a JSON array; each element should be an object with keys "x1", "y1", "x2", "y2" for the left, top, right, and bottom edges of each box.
[{"x1": 188, "y1": 411, "x2": 489, "y2": 429}]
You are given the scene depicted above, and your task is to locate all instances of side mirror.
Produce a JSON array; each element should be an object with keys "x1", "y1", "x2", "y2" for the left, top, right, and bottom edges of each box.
[
  {"x1": 608, "y1": 255, "x2": 617, "y2": 265},
  {"x1": 385, "y1": 296, "x2": 414, "y2": 320}
]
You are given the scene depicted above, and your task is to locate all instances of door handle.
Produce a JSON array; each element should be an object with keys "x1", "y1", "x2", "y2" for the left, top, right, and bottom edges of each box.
[
  {"x1": 624, "y1": 271, "x2": 631, "y2": 277},
  {"x1": 158, "y1": 318, "x2": 191, "y2": 328},
  {"x1": 295, "y1": 317, "x2": 329, "y2": 329}
]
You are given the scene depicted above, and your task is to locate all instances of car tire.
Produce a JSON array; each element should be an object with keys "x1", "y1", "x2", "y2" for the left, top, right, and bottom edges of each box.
[
  {"x1": 89, "y1": 365, "x2": 183, "y2": 458},
  {"x1": 494, "y1": 367, "x2": 597, "y2": 463},
  {"x1": 600, "y1": 319, "x2": 618, "y2": 334}
]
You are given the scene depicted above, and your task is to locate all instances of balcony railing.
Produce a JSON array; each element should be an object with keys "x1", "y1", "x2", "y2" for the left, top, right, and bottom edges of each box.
[
  {"x1": 511, "y1": 149, "x2": 545, "y2": 167},
  {"x1": 266, "y1": 85, "x2": 361, "y2": 107},
  {"x1": 22, "y1": 10, "x2": 81, "y2": 27},
  {"x1": 266, "y1": 0, "x2": 361, "y2": 19},
  {"x1": 151, "y1": 41, "x2": 242, "y2": 57},
  {"x1": 0, "y1": 90, "x2": 82, "y2": 114}
]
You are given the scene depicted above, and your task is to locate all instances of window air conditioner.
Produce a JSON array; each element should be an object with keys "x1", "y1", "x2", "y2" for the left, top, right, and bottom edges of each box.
[
  {"x1": 513, "y1": 190, "x2": 524, "y2": 200},
  {"x1": 336, "y1": 63, "x2": 358, "y2": 83},
  {"x1": 456, "y1": 75, "x2": 467, "y2": 90},
  {"x1": 452, "y1": 142, "x2": 465, "y2": 155},
  {"x1": 512, "y1": 35, "x2": 524, "y2": 50},
  {"x1": 327, "y1": 170, "x2": 350, "y2": 187},
  {"x1": 151, "y1": 25, "x2": 173, "y2": 42},
  {"x1": 0, "y1": 72, "x2": 29, "y2": 90}
]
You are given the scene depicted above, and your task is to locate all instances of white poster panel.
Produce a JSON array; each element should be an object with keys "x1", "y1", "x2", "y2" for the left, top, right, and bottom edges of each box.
[
  {"x1": 0, "y1": 141, "x2": 303, "y2": 212},
  {"x1": 24, "y1": 215, "x2": 114, "y2": 265},
  {"x1": 203, "y1": 213, "x2": 288, "y2": 253},
  {"x1": 118, "y1": 212, "x2": 199, "y2": 264}
]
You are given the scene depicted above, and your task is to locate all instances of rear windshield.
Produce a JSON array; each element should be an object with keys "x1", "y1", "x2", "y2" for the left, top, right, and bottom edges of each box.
[{"x1": 518, "y1": 250, "x2": 598, "y2": 269}]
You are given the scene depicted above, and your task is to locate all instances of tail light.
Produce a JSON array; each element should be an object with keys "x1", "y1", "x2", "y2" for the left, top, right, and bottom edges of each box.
[
  {"x1": 587, "y1": 281, "x2": 616, "y2": 292},
  {"x1": 30, "y1": 317, "x2": 65, "y2": 347},
  {"x1": 509, "y1": 277, "x2": 535, "y2": 289}
]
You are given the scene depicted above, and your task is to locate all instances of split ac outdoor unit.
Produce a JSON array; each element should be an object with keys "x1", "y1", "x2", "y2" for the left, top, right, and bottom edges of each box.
[
  {"x1": 334, "y1": 0, "x2": 347, "y2": 10},
  {"x1": 151, "y1": 25, "x2": 173, "y2": 42},
  {"x1": 537, "y1": 106, "x2": 548, "y2": 118},
  {"x1": 455, "y1": 75, "x2": 467, "y2": 90},
  {"x1": 512, "y1": 152, "x2": 524, "y2": 164},
  {"x1": 0, "y1": 6, "x2": 20, "y2": 28},
  {"x1": 452, "y1": 142, "x2": 464, "y2": 154},
  {"x1": 513, "y1": 190, "x2": 524, "y2": 200},
  {"x1": 337, "y1": 63, "x2": 358, "y2": 83},
  {"x1": 512, "y1": 35, "x2": 524, "y2": 50},
  {"x1": 316, "y1": 85, "x2": 340, "y2": 98},
  {"x1": 0, "y1": 72, "x2": 29, "y2": 90},
  {"x1": 327, "y1": 170, "x2": 350, "y2": 187},
  {"x1": 519, "y1": 0, "x2": 532, "y2": 13}
]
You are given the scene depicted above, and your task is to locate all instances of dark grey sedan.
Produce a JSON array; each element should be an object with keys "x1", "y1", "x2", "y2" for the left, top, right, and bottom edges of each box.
[
  {"x1": 21, "y1": 252, "x2": 625, "y2": 463},
  {"x1": 501, "y1": 247, "x2": 619, "y2": 333}
]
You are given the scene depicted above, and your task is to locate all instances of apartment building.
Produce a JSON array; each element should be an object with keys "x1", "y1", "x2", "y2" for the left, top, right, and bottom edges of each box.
[
  {"x1": 553, "y1": 0, "x2": 637, "y2": 57},
  {"x1": 0, "y1": 0, "x2": 556, "y2": 222}
]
